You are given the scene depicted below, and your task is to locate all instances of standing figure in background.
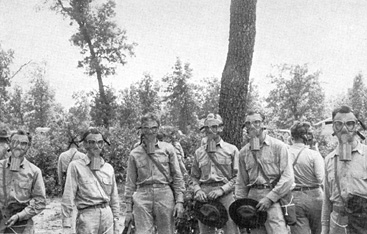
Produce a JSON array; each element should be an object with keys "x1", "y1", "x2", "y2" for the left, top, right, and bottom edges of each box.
[
  {"x1": 0, "y1": 127, "x2": 10, "y2": 160},
  {"x1": 289, "y1": 121, "x2": 324, "y2": 234},
  {"x1": 0, "y1": 130, "x2": 46, "y2": 233},
  {"x1": 57, "y1": 134, "x2": 87, "y2": 234}
]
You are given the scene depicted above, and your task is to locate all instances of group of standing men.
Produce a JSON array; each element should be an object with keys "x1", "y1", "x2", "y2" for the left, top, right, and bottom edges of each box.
[{"x1": 0, "y1": 104, "x2": 366, "y2": 234}]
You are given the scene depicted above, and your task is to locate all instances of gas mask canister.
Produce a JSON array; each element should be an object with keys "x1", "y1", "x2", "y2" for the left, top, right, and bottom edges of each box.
[
  {"x1": 244, "y1": 119, "x2": 263, "y2": 151},
  {"x1": 141, "y1": 121, "x2": 159, "y2": 155},
  {"x1": 86, "y1": 139, "x2": 104, "y2": 170},
  {"x1": 9, "y1": 140, "x2": 29, "y2": 172}
]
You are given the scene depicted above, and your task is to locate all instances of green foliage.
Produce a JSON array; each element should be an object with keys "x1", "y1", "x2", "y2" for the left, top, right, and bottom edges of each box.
[
  {"x1": 266, "y1": 64, "x2": 326, "y2": 128},
  {"x1": 195, "y1": 77, "x2": 220, "y2": 118},
  {"x1": 90, "y1": 86, "x2": 118, "y2": 127},
  {"x1": 0, "y1": 44, "x2": 14, "y2": 122},
  {"x1": 347, "y1": 73, "x2": 367, "y2": 125},
  {"x1": 137, "y1": 73, "x2": 161, "y2": 115},
  {"x1": 162, "y1": 58, "x2": 199, "y2": 133}
]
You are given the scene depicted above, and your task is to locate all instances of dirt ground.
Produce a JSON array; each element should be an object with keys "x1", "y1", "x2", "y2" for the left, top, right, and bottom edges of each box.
[{"x1": 33, "y1": 197, "x2": 125, "y2": 234}]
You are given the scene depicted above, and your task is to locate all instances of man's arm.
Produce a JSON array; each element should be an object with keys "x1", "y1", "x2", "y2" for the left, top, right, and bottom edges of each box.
[
  {"x1": 235, "y1": 149, "x2": 250, "y2": 199},
  {"x1": 221, "y1": 147, "x2": 239, "y2": 194},
  {"x1": 168, "y1": 146, "x2": 185, "y2": 203},
  {"x1": 124, "y1": 154, "x2": 137, "y2": 213},
  {"x1": 314, "y1": 151, "x2": 325, "y2": 185},
  {"x1": 17, "y1": 168, "x2": 46, "y2": 221},
  {"x1": 190, "y1": 149, "x2": 202, "y2": 194},
  {"x1": 321, "y1": 160, "x2": 331, "y2": 234},
  {"x1": 61, "y1": 162, "x2": 78, "y2": 226},
  {"x1": 57, "y1": 154, "x2": 63, "y2": 186},
  {"x1": 109, "y1": 173, "x2": 120, "y2": 219},
  {"x1": 266, "y1": 145, "x2": 294, "y2": 203}
]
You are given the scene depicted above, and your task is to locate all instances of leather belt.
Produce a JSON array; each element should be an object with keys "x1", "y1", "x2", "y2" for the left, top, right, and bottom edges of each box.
[
  {"x1": 249, "y1": 184, "x2": 273, "y2": 189},
  {"x1": 78, "y1": 202, "x2": 108, "y2": 211},
  {"x1": 137, "y1": 183, "x2": 169, "y2": 189},
  {"x1": 293, "y1": 186, "x2": 320, "y2": 191},
  {"x1": 201, "y1": 181, "x2": 225, "y2": 187}
]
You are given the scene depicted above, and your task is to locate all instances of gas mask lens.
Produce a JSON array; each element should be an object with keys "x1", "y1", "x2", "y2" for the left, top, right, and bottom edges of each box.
[
  {"x1": 333, "y1": 120, "x2": 357, "y2": 132},
  {"x1": 86, "y1": 140, "x2": 104, "y2": 148},
  {"x1": 243, "y1": 120, "x2": 262, "y2": 129}
]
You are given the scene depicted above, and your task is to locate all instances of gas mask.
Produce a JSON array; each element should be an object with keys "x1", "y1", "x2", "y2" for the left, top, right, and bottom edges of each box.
[
  {"x1": 141, "y1": 121, "x2": 159, "y2": 155},
  {"x1": 244, "y1": 120, "x2": 263, "y2": 151},
  {"x1": 143, "y1": 134, "x2": 157, "y2": 155},
  {"x1": 85, "y1": 139, "x2": 104, "y2": 170},
  {"x1": 333, "y1": 119, "x2": 357, "y2": 161},
  {"x1": 9, "y1": 140, "x2": 29, "y2": 172}
]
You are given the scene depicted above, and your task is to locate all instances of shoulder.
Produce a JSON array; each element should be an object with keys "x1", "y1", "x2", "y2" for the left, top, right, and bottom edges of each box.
[
  {"x1": 26, "y1": 160, "x2": 42, "y2": 175},
  {"x1": 195, "y1": 145, "x2": 206, "y2": 156},
  {"x1": 221, "y1": 141, "x2": 238, "y2": 151},
  {"x1": 103, "y1": 162, "x2": 115, "y2": 172},
  {"x1": 324, "y1": 150, "x2": 337, "y2": 166}
]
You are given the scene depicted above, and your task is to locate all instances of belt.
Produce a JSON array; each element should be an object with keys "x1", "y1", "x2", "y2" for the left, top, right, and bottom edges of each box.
[
  {"x1": 293, "y1": 186, "x2": 320, "y2": 191},
  {"x1": 137, "y1": 183, "x2": 169, "y2": 189},
  {"x1": 249, "y1": 184, "x2": 273, "y2": 189},
  {"x1": 201, "y1": 181, "x2": 225, "y2": 187},
  {"x1": 78, "y1": 202, "x2": 108, "y2": 211}
]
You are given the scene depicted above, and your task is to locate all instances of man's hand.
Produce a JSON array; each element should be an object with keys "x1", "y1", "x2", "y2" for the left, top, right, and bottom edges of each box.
[
  {"x1": 173, "y1": 203, "x2": 184, "y2": 218},
  {"x1": 256, "y1": 197, "x2": 273, "y2": 212},
  {"x1": 194, "y1": 190, "x2": 207, "y2": 202},
  {"x1": 5, "y1": 214, "x2": 18, "y2": 227},
  {"x1": 124, "y1": 212, "x2": 134, "y2": 227},
  {"x1": 207, "y1": 188, "x2": 224, "y2": 200}
]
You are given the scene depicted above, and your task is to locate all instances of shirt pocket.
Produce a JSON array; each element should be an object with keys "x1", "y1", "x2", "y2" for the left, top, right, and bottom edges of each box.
[
  {"x1": 136, "y1": 158, "x2": 150, "y2": 181},
  {"x1": 199, "y1": 159, "x2": 210, "y2": 180},
  {"x1": 17, "y1": 179, "x2": 32, "y2": 198},
  {"x1": 101, "y1": 176, "x2": 113, "y2": 195},
  {"x1": 217, "y1": 157, "x2": 232, "y2": 177}
]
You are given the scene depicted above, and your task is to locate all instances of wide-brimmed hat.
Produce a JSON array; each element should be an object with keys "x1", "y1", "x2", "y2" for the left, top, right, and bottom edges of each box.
[
  {"x1": 194, "y1": 200, "x2": 228, "y2": 228},
  {"x1": 229, "y1": 198, "x2": 267, "y2": 229}
]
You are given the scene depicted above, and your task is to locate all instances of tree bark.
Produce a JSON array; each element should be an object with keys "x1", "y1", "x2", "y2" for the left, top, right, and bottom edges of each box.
[{"x1": 219, "y1": 0, "x2": 257, "y2": 149}]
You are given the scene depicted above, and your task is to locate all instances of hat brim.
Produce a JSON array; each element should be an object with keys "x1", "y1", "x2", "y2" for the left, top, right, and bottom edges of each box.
[
  {"x1": 229, "y1": 198, "x2": 267, "y2": 229},
  {"x1": 194, "y1": 200, "x2": 229, "y2": 228}
]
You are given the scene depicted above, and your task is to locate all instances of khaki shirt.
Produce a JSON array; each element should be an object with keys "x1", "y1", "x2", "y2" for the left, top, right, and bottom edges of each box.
[
  {"x1": 289, "y1": 143, "x2": 324, "y2": 188},
  {"x1": 236, "y1": 135, "x2": 294, "y2": 202},
  {"x1": 57, "y1": 148, "x2": 87, "y2": 185},
  {"x1": 0, "y1": 158, "x2": 46, "y2": 221},
  {"x1": 61, "y1": 157, "x2": 120, "y2": 219},
  {"x1": 124, "y1": 141, "x2": 185, "y2": 210},
  {"x1": 322, "y1": 142, "x2": 367, "y2": 228},
  {"x1": 191, "y1": 139, "x2": 239, "y2": 194}
]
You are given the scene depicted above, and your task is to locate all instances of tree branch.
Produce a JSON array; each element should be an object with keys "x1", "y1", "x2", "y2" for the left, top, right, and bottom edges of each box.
[{"x1": 11, "y1": 60, "x2": 32, "y2": 79}]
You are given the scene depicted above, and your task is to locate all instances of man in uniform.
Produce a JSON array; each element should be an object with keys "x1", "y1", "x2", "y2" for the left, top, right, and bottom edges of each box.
[
  {"x1": 0, "y1": 130, "x2": 46, "y2": 233},
  {"x1": 57, "y1": 134, "x2": 87, "y2": 233},
  {"x1": 62, "y1": 128, "x2": 120, "y2": 234},
  {"x1": 289, "y1": 121, "x2": 324, "y2": 234},
  {"x1": 191, "y1": 113, "x2": 239, "y2": 234},
  {"x1": 236, "y1": 111, "x2": 294, "y2": 233},
  {"x1": 0, "y1": 127, "x2": 10, "y2": 160},
  {"x1": 322, "y1": 106, "x2": 367, "y2": 234},
  {"x1": 124, "y1": 113, "x2": 185, "y2": 234}
]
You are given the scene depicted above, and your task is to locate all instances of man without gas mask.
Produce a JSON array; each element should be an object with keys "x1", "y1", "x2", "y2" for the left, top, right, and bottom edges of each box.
[
  {"x1": 190, "y1": 113, "x2": 239, "y2": 234},
  {"x1": 235, "y1": 111, "x2": 294, "y2": 234},
  {"x1": 289, "y1": 121, "x2": 324, "y2": 234},
  {"x1": 61, "y1": 128, "x2": 120, "y2": 234},
  {"x1": 124, "y1": 113, "x2": 185, "y2": 234},
  {"x1": 321, "y1": 106, "x2": 367, "y2": 234},
  {"x1": 0, "y1": 130, "x2": 46, "y2": 234}
]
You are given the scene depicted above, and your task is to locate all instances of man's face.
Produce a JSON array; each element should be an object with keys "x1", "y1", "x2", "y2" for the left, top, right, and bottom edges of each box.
[
  {"x1": 84, "y1": 133, "x2": 104, "y2": 156},
  {"x1": 204, "y1": 120, "x2": 223, "y2": 139},
  {"x1": 333, "y1": 112, "x2": 358, "y2": 142},
  {"x1": 10, "y1": 135, "x2": 30, "y2": 157},
  {"x1": 244, "y1": 113, "x2": 264, "y2": 138},
  {"x1": 141, "y1": 120, "x2": 159, "y2": 140}
]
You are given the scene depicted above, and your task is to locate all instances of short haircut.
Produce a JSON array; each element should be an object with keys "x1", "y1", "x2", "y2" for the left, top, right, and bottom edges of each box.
[
  {"x1": 10, "y1": 130, "x2": 32, "y2": 145},
  {"x1": 332, "y1": 105, "x2": 354, "y2": 120},
  {"x1": 290, "y1": 122, "x2": 311, "y2": 140},
  {"x1": 246, "y1": 110, "x2": 265, "y2": 122},
  {"x1": 140, "y1": 112, "x2": 160, "y2": 127}
]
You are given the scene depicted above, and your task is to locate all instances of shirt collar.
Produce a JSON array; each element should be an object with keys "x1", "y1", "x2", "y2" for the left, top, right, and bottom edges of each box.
[
  {"x1": 263, "y1": 134, "x2": 270, "y2": 146},
  {"x1": 6, "y1": 157, "x2": 27, "y2": 169},
  {"x1": 331, "y1": 141, "x2": 363, "y2": 158},
  {"x1": 84, "y1": 156, "x2": 106, "y2": 166}
]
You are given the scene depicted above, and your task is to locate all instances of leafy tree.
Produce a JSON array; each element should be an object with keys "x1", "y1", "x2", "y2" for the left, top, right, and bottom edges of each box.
[
  {"x1": 162, "y1": 58, "x2": 199, "y2": 133},
  {"x1": 48, "y1": 0, "x2": 136, "y2": 127},
  {"x1": 25, "y1": 65, "x2": 56, "y2": 131},
  {"x1": 8, "y1": 85, "x2": 27, "y2": 127},
  {"x1": 266, "y1": 64, "x2": 325, "y2": 128},
  {"x1": 137, "y1": 73, "x2": 160, "y2": 115},
  {"x1": 347, "y1": 73, "x2": 367, "y2": 124},
  {"x1": 196, "y1": 77, "x2": 220, "y2": 118},
  {"x1": 116, "y1": 84, "x2": 141, "y2": 128},
  {"x1": 0, "y1": 45, "x2": 14, "y2": 122},
  {"x1": 218, "y1": 0, "x2": 257, "y2": 148},
  {"x1": 90, "y1": 86, "x2": 118, "y2": 127},
  {"x1": 246, "y1": 78, "x2": 262, "y2": 111},
  {"x1": 68, "y1": 91, "x2": 92, "y2": 127}
]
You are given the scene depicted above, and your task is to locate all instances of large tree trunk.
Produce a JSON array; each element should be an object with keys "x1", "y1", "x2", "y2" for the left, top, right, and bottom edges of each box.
[{"x1": 219, "y1": 0, "x2": 257, "y2": 149}]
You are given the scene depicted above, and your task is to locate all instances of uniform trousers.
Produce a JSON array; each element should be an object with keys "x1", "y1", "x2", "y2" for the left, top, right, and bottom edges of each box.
[{"x1": 76, "y1": 205, "x2": 114, "y2": 234}]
